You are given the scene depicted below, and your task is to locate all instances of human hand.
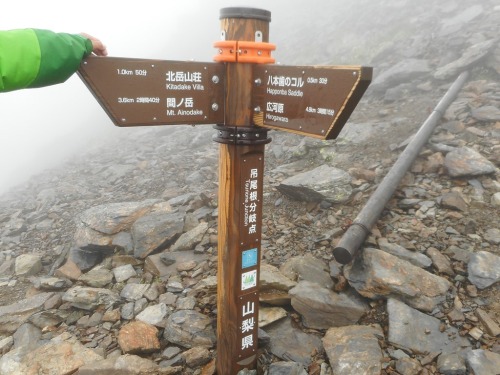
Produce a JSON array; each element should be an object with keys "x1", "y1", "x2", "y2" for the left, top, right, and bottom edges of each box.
[{"x1": 79, "y1": 32, "x2": 108, "y2": 56}]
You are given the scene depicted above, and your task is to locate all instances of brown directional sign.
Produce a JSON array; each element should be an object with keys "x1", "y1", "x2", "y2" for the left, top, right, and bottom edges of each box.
[
  {"x1": 252, "y1": 65, "x2": 372, "y2": 140},
  {"x1": 78, "y1": 56, "x2": 225, "y2": 127}
]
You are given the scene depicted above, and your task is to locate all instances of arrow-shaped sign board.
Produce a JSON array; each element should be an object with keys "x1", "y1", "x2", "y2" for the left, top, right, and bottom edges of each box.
[
  {"x1": 79, "y1": 57, "x2": 371, "y2": 139},
  {"x1": 252, "y1": 65, "x2": 372, "y2": 140},
  {"x1": 78, "y1": 56, "x2": 225, "y2": 127}
]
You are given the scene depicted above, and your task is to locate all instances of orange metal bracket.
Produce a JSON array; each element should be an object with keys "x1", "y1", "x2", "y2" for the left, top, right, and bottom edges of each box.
[
  {"x1": 214, "y1": 40, "x2": 276, "y2": 64},
  {"x1": 214, "y1": 40, "x2": 238, "y2": 63},
  {"x1": 238, "y1": 41, "x2": 275, "y2": 64}
]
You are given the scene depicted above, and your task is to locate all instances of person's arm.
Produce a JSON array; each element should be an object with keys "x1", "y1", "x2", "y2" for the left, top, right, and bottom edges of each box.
[{"x1": 0, "y1": 29, "x2": 104, "y2": 92}]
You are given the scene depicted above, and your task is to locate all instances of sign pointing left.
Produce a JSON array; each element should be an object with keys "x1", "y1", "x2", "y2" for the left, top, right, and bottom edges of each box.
[{"x1": 78, "y1": 56, "x2": 225, "y2": 127}]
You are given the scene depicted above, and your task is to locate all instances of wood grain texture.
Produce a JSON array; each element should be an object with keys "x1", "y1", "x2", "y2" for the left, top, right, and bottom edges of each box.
[
  {"x1": 221, "y1": 18, "x2": 269, "y2": 126},
  {"x1": 216, "y1": 12, "x2": 270, "y2": 375}
]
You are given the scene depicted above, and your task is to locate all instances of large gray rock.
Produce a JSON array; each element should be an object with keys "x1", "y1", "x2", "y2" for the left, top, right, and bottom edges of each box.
[
  {"x1": 77, "y1": 354, "x2": 166, "y2": 375},
  {"x1": 323, "y1": 325, "x2": 383, "y2": 375},
  {"x1": 62, "y1": 286, "x2": 120, "y2": 310},
  {"x1": 72, "y1": 200, "x2": 161, "y2": 268},
  {"x1": 31, "y1": 276, "x2": 72, "y2": 291},
  {"x1": 0, "y1": 292, "x2": 54, "y2": 335},
  {"x1": 387, "y1": 298, "x2": 469, "y2": 355},
  {"x1": 268, "y1": 362, "x2": 307, "y2": 375},
  {"x1": 136, "y1": 303, "x2": 169, "y2": 327},
  {"x1": 0, "y1": 336, "x2": 13, "y2": 355},
  {"x1": 14, "y1": 254, "x2": 42, "y2": 276},
  {"x1": 79, "y1": 200, "x2": 160, "y2": 235},
  {"x1": 434, "y1": 39, "x2": 496, "y2": 80},
  {"x1": 79, "y1": 267, "x2": 114, "y2": 288},
  {"x1": 113, "y1": 264, "x2": 137, "y2": 283},
  {"x1": 120, "y1": 283, "x2": 150, "y2": 302},
  {"x1": 471, "y1": 105, "x2": 500, "y2": 122},
  {"x1": 371, "y1": 59, "x2": 431, "y2": 92},
  {"x1": 163, "y1": 310, "x2": 216, "y2": 349},
  {"x1": 132, "y1": 211, "x2": 185, "y2": 259},
  {"x1": 345, "y1": 248, "x2": 450, "y2": 312},
  {"x1": 289, "y1": 281, "x2": 368, "y2": 329},
  {"x1": 466, "y1": 349, "x2": 500, "y2": 375},
  {"x1": 280, "y1": 255, "x2": 334, "y2": 289},
  {"x1": 378, "y1": 238, "x2": 432, "y2": 268},
  {"x1": 259, "y1": 307, "x2": 287, "y2": 328},
  {"x1": 170, "y1": 222, "x2": 208, "y2": 251},
  {"x1": 0, "y1": 332, "x2": 103, "y2": 375},
  {"x1": 264, "y1": 317, "x2": 323, "y2": 366},
  {"x1": 437, "y1": 353, "x2": 467, "y2": 375},
  {"x1": 12, "y1": 323, "x2": 41, "y2": 351},
  {"x1": 444, "y1": 147, "x2": 496, "y2": 177},
  {"x1": 277, "y1": 165, "x2": 352, "y2": 204},
  {"x1": 484, "y1": 228, "x2": 500, "y2": 245},
  {"x1": 468, "y1": 251, "x2": 500, "y2": 289},
  {"x1": 260, "y1": 263, "x2": 297, "y2": 292}
]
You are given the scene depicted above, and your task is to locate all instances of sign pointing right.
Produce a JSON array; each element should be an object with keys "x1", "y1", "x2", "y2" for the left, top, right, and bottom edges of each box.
[{"x1": 252, "y1": 65, "x2": 372, "y2": 140}]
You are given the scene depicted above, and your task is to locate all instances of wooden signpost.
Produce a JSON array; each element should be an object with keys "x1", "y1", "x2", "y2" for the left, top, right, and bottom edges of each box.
[{"x1": 79, "y1": 7, "x2": 372, "y2": 375}]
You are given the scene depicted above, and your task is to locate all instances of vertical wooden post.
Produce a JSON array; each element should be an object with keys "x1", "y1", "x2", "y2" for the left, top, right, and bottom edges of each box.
[{"x1": 214, "y1": 7, "x2": 272, "y2": 375}]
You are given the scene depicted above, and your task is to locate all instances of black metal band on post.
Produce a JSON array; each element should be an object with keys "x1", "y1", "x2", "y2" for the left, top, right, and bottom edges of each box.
[
  {"x1": 213, "y1": 125, "x2": 271, "y2": 145},
  {"x1": 220, "y1": 7, "x2": 271, "y2": 22},
  {"x1": 333, "y1": 71, "x2": 470, "y2": 264}
]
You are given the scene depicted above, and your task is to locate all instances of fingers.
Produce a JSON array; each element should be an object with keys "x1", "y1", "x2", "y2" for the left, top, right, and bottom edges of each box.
[{"x1": 80, "y1": 32, "x2": 108, "y2": 56}]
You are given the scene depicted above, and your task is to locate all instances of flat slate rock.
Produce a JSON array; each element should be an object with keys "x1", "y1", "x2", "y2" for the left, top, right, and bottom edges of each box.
[
  {"x1": 78, "y1": 200, "x2": 159, "y2": 235},
  {"x1": 0, "y1": 292, "x2": 54, "y2": 335},
  {"x1": 62, "y1": 286, "x2": 119, "y2": 310},
  {"x1": 289, "y1": 281, "x2": 368, "y2": 330},
  {"x1": 277, "y1": 165, "x2": 352, "y2": 204},
  {"x1": 345, "y1": 248, "x2": 450, "y2": 312},
  {"x1": 280, "y1": 255, "x2": 334, "y2": 289},
  {"x1": 132, "y1": 211, "x2": 185, "y2": 259},
  {"x1": 145, "y1": 251, "x2": 208, "y2": 278},
  {"x1": 387, "y1": 298, "x2": 469, "y2": 355},
  {"x1": 0, "y1": 332, "x2": 103, "y2": 375},
  {"x1": 371, "y1": 58, "x2": 431, "y2": 91},
  {"x1": 466, "y1": 349, "x2": 500, "y2": 375},
  {"x1": 434, "y1": 39, "x2": 496, "y2": 80},
  {"x1": 264, "y1": 317, "x2": 323, "y2": 366},
  {"x1": 323, "y1": 324, "x2": 384, "y2": 375},
  {"x1": 444, "y1": 147, "x2": 496, "y2": 177},
  {"x1": 163, "y1": 310, "x2": 216, "y2": 349},
  {"x1": 468, "y1": 251, "x2": 500, "y2": 289}
]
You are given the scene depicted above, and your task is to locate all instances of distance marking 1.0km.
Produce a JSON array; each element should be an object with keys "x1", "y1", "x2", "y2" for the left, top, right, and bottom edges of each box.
[
  {"x1": 252, "y1": 65, "x2": 372, "y2": 140},
  {"x1": 78, "y1": 56, "x2": 225, "y2": 127}
]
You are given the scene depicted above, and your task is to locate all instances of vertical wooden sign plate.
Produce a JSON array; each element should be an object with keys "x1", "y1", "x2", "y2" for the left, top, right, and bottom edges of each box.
[{"x1": 216, "y1": 144, "x2": 266, "y2": 374}]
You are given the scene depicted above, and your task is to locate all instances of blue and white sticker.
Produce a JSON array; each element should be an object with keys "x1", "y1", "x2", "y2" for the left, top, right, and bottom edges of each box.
[
  {"x1": 241, "y1": 270, "x2": 257, "y2": 290},
  {"x1": 242, "y1": 248, "x2": 258, "y2": 269}
]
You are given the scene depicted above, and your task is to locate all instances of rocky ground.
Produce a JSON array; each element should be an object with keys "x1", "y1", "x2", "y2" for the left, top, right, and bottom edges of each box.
[{"x1": 1, "y1": 1, "x2": 500, "y2": 374}]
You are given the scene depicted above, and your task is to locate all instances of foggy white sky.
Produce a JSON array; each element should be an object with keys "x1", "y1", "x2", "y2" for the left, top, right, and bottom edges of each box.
[{"x1": 1, "y1": 0, "x2": 303, "y2": 195}]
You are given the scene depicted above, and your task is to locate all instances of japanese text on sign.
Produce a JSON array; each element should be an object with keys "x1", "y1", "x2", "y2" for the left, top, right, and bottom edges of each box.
[
  {"x1": 253, "y1": 65, "x2": 372, "y2": 139},
  {"x1": 243, "y1": 168, "x2": 260, "y2": 236},
  {"x1": 165, "y1": 71, "x2": 202, "y2": 83},
  {"x1": 78, "y1": 57, "x2": 225, "y2": 126},
  {"x1": 241, "y1": 300, "x2": 256, "y2": 350},
  {"x1": 267, "y1": 75, "x2": 304, "y2": 88}
]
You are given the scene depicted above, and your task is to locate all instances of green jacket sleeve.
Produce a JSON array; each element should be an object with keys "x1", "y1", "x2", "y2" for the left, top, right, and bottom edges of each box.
[{"x1": 0, "y1": 29, "x2": 93, "y2": 92}]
